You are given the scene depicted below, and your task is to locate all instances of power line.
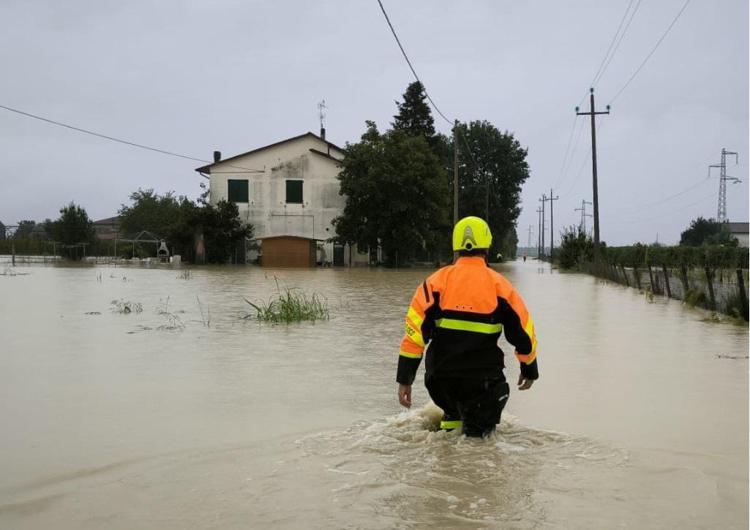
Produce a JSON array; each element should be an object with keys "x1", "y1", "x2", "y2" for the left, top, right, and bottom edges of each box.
[
  {"x1": 555, "y1": 116, "x2": 587, "y2": 189},
  {"x1": 564, "y1": 142, "x2": 593, "y2": 198},
  {"x1": 0, "y1": 103, "x2": 264, "y2": 173},
  {"x1": 593, "y1": 0, "x2": 644, "y2": 87},
  {"x1": 610, "y1": 0, "x2": 692, "y2": 104},
  {"x1": 553, "y1": 115, "x2": 580, "y2": 189},
  {"x1": 0, "y1": 103, "x2": 206, "y2": 163},
  {"x1": 574, "y1": 0, "x2": 645, "y2": 109},
  {"x1": 375, "y1": 0, "x2": 453, "y2": 126},
  {"x1": 620, "y1": 176, "x2": 712, "y2": 214},
  {"x1": 590, "y1": 0, "x2": 639, "y2": 87},
  {"x1": 457, "y1": 126, "x2": 478, "y2": 169},
  {"x1": 565, "y1": 0, "x2": 640, "y2": 195},
  {"x1": 561, "y1": 118, "x2": 608, "y2": 198},
  {"x1": 612, "y1": 189, "x2": 715, "y2": 225}
]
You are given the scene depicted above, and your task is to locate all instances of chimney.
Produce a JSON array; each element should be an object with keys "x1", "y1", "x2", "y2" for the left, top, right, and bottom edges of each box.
[
  {"x1": 213, "y1": 150, "x2": 221, "y2": 163},
  {"x1": 320, "y1": 127, "x2": 326, "y2": 141}
]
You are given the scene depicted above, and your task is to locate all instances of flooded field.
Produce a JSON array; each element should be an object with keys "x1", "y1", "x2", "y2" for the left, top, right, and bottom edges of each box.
[{"x1": 0, "y1": 260, "x2": 747, "y2": 529}]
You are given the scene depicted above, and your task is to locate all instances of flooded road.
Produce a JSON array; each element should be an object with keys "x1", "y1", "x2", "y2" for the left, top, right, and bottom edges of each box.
[{"x1": 0, "y1": 260, "x2": 747, "y2": 529}]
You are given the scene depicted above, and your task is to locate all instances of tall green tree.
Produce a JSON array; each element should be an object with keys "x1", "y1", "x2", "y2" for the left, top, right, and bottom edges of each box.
[
  {"x1": 447, "y1": 121, "x2": 530, "y2": 258},
  {"x1": 196, "y1": 200, "x2": 253, "y2": 263},
  {"x1": 392, "y1": 81, "x2": 436, "y2": 143},
  {"x1": 49, "y1": 202, "x2": 95, "y2": 259},
  {"x1": 119, "y1": 189, "x2": 183, "y2": 238},
  {"x1": 333, "y1": 122, "x2": 449, "y2": 266},
  {"x1": 14, "y1": 220, "x2": 36, "y2": 238}
]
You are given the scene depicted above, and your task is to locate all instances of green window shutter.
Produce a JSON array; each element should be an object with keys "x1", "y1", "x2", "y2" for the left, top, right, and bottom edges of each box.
[
  {"x1": 228, "y1": 179, "x2": 249, "y2": 203},
  {"x1": 286, "y1": 180, "x2": 303, "y2": 204}
]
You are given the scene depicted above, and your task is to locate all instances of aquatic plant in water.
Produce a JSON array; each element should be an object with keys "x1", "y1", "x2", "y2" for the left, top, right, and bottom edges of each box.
[
  {"x1": 197, "y1": 295, "x2": 210, "y2": 327},
  {"x1": 243, "y1": 282, "x2": 329, "y2": 324},
  {"x1": 110, "y1": 299, "x2": 143, "y2": 314},
  {"x1": 155, "y1": 296, "x2": 185, "y2": 331}
]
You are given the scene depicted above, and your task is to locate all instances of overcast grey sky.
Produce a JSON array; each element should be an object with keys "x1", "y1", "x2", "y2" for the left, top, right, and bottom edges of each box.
[{"x1": 1, "y1": 0, "x2": 747, "y2": 245}]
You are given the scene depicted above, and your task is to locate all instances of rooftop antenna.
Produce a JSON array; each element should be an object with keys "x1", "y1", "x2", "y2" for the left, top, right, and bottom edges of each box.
[{"x1": 318, "y1": 99, "x2": 327, "y2": 140}]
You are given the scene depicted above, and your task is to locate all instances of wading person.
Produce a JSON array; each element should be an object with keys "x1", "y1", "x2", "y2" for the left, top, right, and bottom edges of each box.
[{"x1": 396, "y1": 216, "x2": 538, "y2": 437}]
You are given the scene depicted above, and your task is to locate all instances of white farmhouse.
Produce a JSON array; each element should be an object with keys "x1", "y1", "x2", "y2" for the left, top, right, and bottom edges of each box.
[{"x1": 196, "y1": 131, "x2": 364, "y2": 267}]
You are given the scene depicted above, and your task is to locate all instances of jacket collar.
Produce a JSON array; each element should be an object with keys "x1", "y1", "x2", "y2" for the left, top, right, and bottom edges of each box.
[{"x1": 455, "y1": 256, "x2": 487, "y2": 267}]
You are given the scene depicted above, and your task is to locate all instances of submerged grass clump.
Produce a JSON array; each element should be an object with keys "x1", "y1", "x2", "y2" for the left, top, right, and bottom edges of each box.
[
  {"x1": 111, "y1": 299, "x2": 143, "y2": 314},
  {"x1": 155, "y1": 296, "x2": 184, "y2": 331},
  {"x1": 197, "y1": 295, "x2": 211, "y2": 327},
  {"x1": 244, "y1": 287, "x2": 329, "y2": 324}
]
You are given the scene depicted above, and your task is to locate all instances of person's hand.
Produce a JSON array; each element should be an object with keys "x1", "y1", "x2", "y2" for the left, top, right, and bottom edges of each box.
[
  {"x1": 398, "y1": 384, "x2": 412, "y2": 408},
  {"x1": 517, "y1": 374, "x2": 534, "y2": 391}
]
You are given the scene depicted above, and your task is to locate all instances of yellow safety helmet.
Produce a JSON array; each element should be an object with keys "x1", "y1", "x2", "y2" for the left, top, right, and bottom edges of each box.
[{"x1": 452, "y1": 216, "x2": 492, "y2": 252}]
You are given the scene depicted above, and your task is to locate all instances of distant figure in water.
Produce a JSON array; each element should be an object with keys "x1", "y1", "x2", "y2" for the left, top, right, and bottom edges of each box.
[
  {"x1": 523, "y1": 253, "x2": 527, "y2": 262},
  {"x1": 396, "y1": 217, "x2": 539, "y2": 437}
]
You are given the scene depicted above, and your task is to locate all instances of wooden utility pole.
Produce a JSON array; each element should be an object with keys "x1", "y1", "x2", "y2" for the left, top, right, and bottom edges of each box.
[
  {"x1": 536, "y1": 206, "x2": 542, "y2": 258},
  {"x1": 548, "y1": 189, "x2": 559, "y2": 259},
  {"x1": 574, "y1": 199, "x2": 593, "y2": 233},
  {"x1": 539, "y1": 194, "x2": 548, "y2": 259},
  {"x1": 576, "y1": 88, "x2": 610, "y2": 249},
  {"x1": 453, "y1": 120, "x2": 459, "y2": 225}
]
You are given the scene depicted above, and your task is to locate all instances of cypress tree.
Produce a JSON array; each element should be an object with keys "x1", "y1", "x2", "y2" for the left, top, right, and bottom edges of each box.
[{"x1": 392, "y1": 81, "x2": 436, "y2": 141}]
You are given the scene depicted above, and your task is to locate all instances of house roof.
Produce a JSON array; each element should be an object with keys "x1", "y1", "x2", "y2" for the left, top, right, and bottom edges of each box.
[
  {"x1": 726, "y1": 222, "x2": 749, "y2": 234},
  {"x1": 309, "y1": 147, "x2": 343, "y2": 164},
  {"x1": 195, "y1": 132, "x2": 344, "y2": 174},
  {"x1": 94, "y1": 216, "x2": 120, "y2": 226}
]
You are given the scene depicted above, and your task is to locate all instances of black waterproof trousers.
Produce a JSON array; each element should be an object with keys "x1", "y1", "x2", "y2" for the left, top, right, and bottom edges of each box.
[{"x1": 426, "y1": 376, "x2": 510, "y2": 437}]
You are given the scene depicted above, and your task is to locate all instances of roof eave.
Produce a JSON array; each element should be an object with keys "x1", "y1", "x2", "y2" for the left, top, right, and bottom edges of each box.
[{"x1": 194, "y1": 132, "x2": 343, "y2": 174}]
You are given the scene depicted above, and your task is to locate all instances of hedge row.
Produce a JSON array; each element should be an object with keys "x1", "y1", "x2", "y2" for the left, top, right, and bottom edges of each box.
[{"x1": 604, "y1": 244, "x2": 749, "y2": 269}]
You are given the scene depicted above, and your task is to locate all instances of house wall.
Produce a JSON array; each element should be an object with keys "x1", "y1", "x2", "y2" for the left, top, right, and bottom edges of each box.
[
  {"x1": 207, "y1": 135, "x2": 345, "y2": 262},
  {"x1": 733, "y1": 233, "x2": 749, "y2": 248}
]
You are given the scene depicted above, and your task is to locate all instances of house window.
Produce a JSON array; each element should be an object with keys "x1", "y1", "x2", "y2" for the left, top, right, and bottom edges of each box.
[
  {"x1": 228, "y1": 179, "x2": 249, "y2": 203},
  {"x1": 286, "y1": 180, "x2": 303, "y2": 204}
]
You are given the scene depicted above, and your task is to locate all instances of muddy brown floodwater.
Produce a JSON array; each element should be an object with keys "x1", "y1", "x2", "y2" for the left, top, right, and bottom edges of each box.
[{"x1": 0, "y1": 260, "x2": 747, "y2": 529}]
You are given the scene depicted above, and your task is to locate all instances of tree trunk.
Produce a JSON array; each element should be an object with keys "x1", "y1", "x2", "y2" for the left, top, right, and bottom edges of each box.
[
  {"x1": 633, "y1": 267, "x2": 642, "y2": 289},
  {"x1": 736, "y1": 269, "x2": 749, "y2": 321},
  {"x1": 647, "y1": 264, "x2": 657, "y2": 294},
  {"x1": 662, "y1": 265, "x2": 672, "y2": 299},
  {"x1": 621, "y1": 265, "x2": 629, "y2": 287},
  {"x1": 680, "y1": 265, "x2": 689, "y2": 299},
  {"x1": 704, "y1": 267, "x2": 716, "y2": 311}
]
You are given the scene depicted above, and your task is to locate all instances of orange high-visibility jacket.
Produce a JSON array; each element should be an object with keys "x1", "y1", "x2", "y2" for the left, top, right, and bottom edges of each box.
[{"x1": 396, "y1": 256, "x2": 538, "y2": 385}]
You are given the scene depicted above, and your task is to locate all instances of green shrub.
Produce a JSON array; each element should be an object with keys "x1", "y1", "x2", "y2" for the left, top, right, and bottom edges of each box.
[
  {"x1": 683, "y1": 289, "x2": 707, "y2": 308},
  {"x1": 557, "y1": 226, "x2": 595, "y2": 270},
  {"x1": 243, "y1": 288, "x2": 329, "y2": 323}
]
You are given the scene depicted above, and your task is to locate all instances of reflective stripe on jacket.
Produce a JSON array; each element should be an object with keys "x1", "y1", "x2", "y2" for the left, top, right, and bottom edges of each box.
[{"x1": 397, "y1": 256, "x2": 538, "y2": 385}]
